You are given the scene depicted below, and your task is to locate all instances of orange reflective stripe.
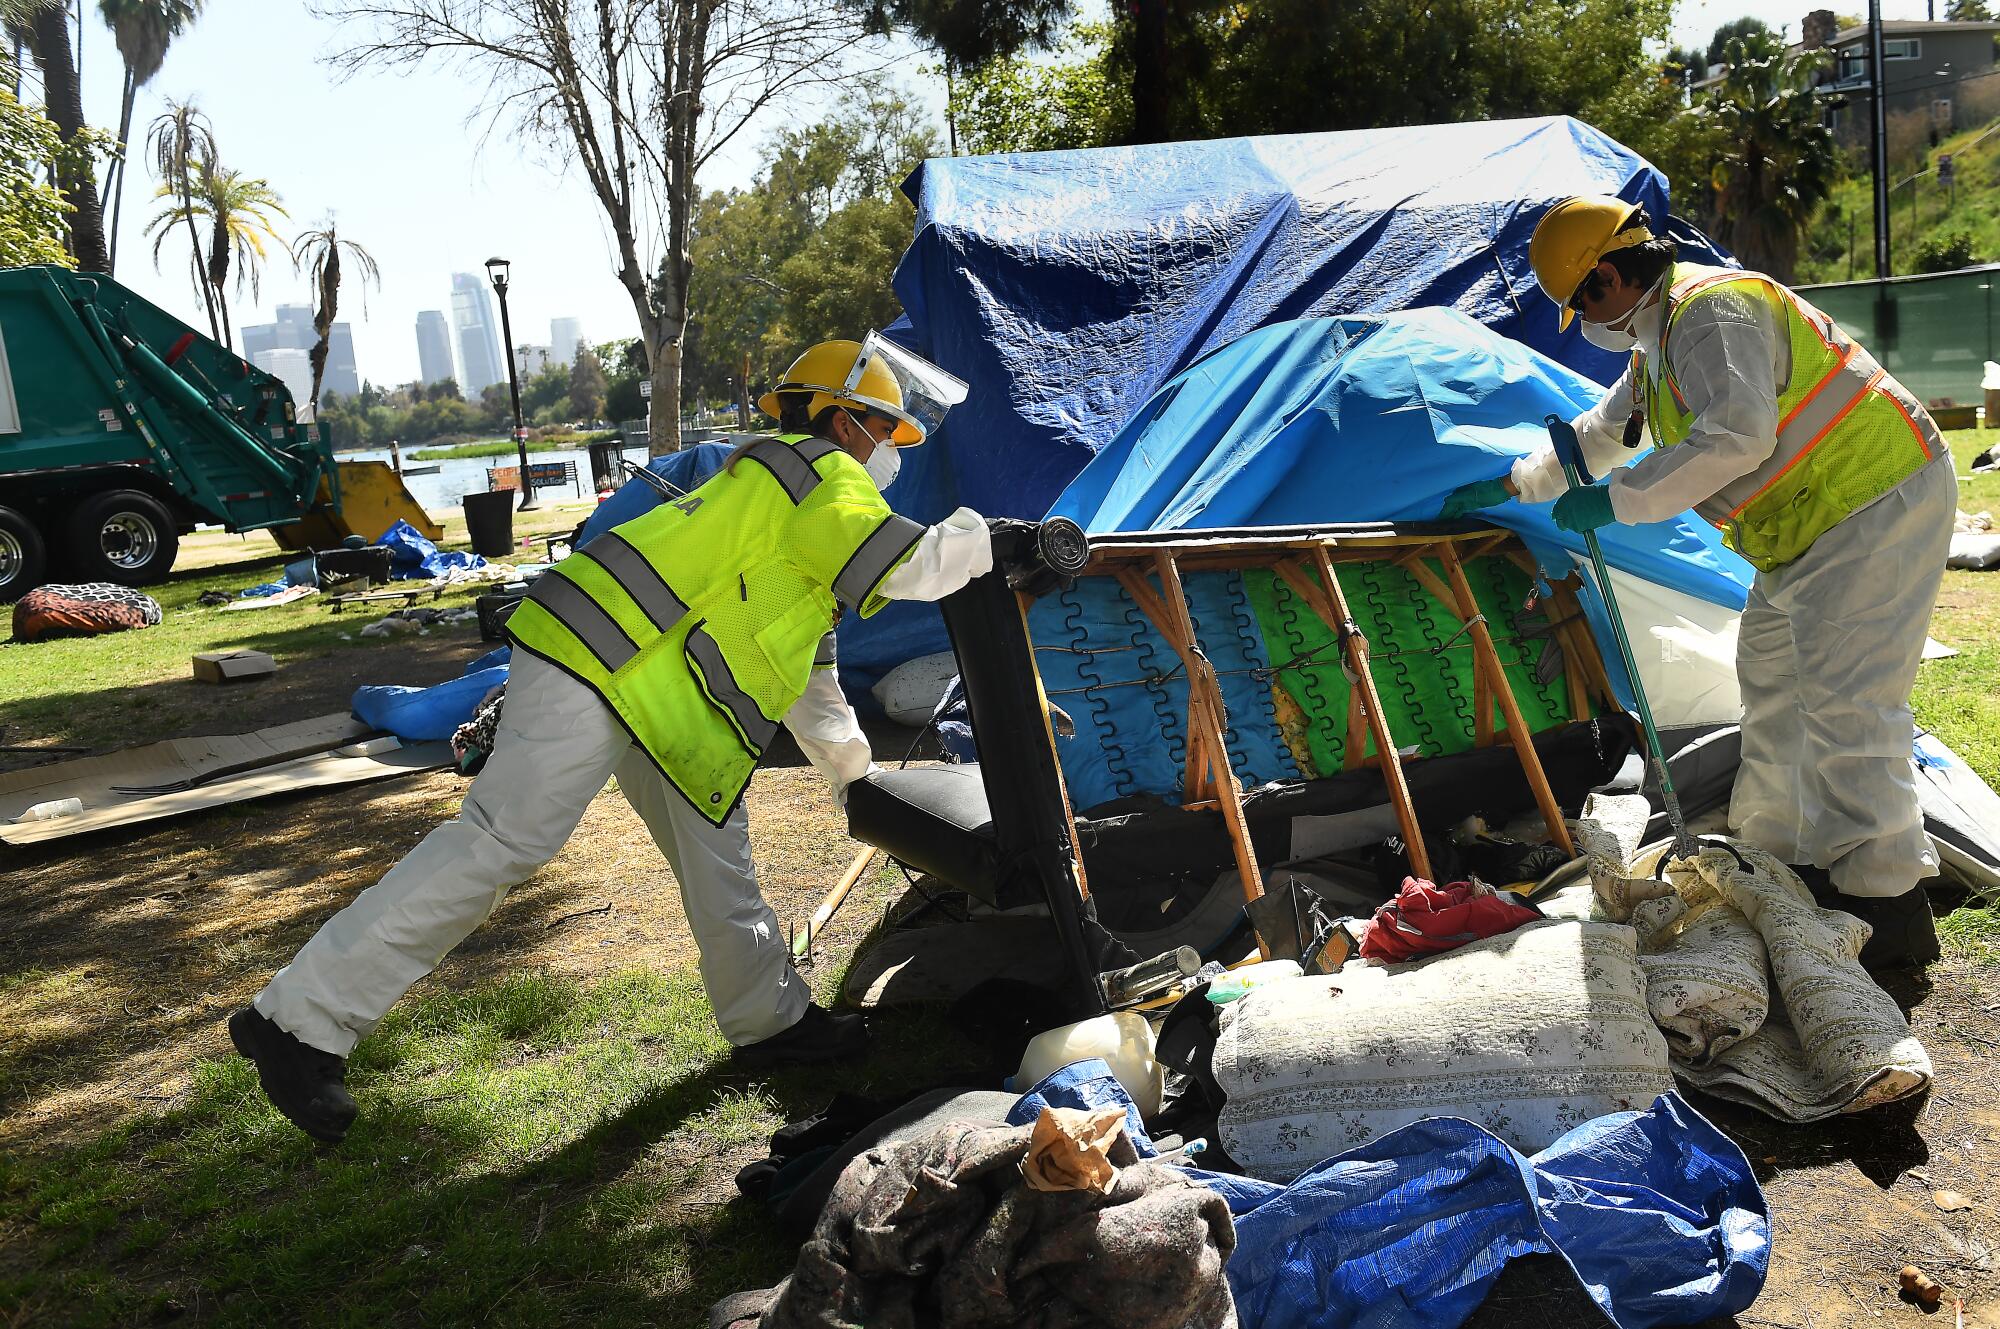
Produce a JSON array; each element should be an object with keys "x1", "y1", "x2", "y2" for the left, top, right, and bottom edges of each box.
[
  {"x1": 1880, "y1": 385, "x2": 1934, "y2": 462},
  {"x1": 1776, "y1": 342, "x2": 1858, "y2": 437},
  {"x1": 1727, "y1": 369, "x2": 1884, "y2": 519}
]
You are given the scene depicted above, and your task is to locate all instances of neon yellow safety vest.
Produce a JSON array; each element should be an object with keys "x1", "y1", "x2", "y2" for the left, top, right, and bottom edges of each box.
[
  {"x1": 506, "y1": 434, "x2": 926, "y2": 824},
  {"x1": 1640, "y1": 262, "x2": 1941, "y2": 572}
]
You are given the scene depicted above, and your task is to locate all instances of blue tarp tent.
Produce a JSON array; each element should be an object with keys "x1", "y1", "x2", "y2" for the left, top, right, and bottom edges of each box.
[
  {"x1": 582, "y1": 117, "x2": 1729, "y2": 701},
  {"x1": 856, "y1": 115, "x2": 1728, "y2": 693}
]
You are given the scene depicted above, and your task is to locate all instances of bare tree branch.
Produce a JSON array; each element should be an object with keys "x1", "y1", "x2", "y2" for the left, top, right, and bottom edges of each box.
[{"x1": 313, "y1": 0, "x2": 880, "y2": 454}]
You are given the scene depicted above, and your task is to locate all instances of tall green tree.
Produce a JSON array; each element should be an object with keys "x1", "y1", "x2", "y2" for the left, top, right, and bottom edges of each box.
[
  {"x1": 1699, "y1": 34, "x2": 1837, "y2": 279},
  {"x1": 146, "y1": 162, "x2": 286, "y2": 350},
  {"x1": 568, "y1": 344, "x2": 606, "y2": 422},
  {"x1": 1707, "y1": 15, "x2": 1776, "y2": 66},
  {"x1": 949, "y1": 22, "x2": 1127, "y2": 153},
  {"x1": 7, "y1": 0, "x2": 109, "y2": 270},
  {"x1": 0, "y1": 83, "x2": 83, "y2": 265},
  {"x1": 144, "y1": 98, "x2": 217, "y2": 340},
  {"x1": 97, "y1": 0, "x2": 203, "y2": 275},
  {"x1": 685, "y1": 89, "x2": 939, "y2": 409},
  {"x1": 291, "y1": 219, "x2": 380, "y2": 410}
]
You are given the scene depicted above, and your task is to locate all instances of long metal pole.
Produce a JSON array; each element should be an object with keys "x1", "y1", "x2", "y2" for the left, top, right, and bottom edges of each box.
[
  {"x1": 493, "y1": 280, "x2": 535, "y2": 512},
  {"x1": 1545, "y1": 416, "x2": 1698, "y2": 863},
  {"x1": 1870, "y1": 0, "x2": 1891, "y2": 279}
]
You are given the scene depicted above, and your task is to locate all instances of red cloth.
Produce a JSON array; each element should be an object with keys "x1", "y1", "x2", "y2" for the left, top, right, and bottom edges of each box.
[{"x1": 1357, "y1": 876, "x2": 1541, "y2": 963}]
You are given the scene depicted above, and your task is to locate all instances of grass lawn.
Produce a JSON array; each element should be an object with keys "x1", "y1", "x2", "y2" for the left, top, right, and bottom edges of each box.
[
  {"x1": 410, "y1": 436, "x2": 615, "y2": 462},
  {"x1": 3, "y1": 437, "x2": 1999, "y2": 1326},
  {"x1": 0, "y1": 501, "x2": 597, "y2": 757}
]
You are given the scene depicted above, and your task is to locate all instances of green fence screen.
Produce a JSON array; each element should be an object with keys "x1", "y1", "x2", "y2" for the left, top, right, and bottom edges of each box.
[{"x1": 1798, "y1": 264, "x2": 2000, "y2": 410}]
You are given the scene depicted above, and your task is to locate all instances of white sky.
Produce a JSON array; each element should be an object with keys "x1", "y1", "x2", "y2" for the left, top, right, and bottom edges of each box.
[
  {"x1": 74, "y1": 0, "x2": 943, "y2": 388},
  {"x1": 63, "y1": 0, "x2": 1946, "y2": 387}
]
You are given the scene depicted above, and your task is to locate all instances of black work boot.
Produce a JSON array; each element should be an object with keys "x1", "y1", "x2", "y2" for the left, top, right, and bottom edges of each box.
[
  {"x1": 228, "y1": 1007, "x2": 359, "y2": 1143},
  {"x1": 732, "y1": 1003, "x2": 870, "y2": 1071},
  {"x1": 1796, "y1": 869, "x2": 1941, "y2": 970}
]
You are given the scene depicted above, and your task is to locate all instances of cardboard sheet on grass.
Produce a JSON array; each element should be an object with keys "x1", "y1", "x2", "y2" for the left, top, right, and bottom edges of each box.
[{"x1": 0, "y1": 713, "x2": 450, "y2": 845}]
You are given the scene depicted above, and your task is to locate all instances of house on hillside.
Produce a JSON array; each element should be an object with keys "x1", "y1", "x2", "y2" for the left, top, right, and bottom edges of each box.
[{"x1": 1693, "y1": 11, "x2": 2000, "y2": 139}]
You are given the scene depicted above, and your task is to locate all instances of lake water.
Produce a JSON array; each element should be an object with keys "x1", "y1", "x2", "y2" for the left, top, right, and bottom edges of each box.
[{"x1": 340, "y1": 443, "x2": 657, "y2": 515}]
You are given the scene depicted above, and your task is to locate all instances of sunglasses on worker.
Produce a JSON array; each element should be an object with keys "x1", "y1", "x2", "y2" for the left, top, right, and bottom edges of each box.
[{"x1": 1569, "y1": 270, "x2": 1607, "y2": 315}]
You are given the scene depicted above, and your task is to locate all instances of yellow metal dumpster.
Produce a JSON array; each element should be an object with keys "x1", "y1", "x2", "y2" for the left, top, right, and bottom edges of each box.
[{"x1": 272, "y1": 461, "x2": 442, "y2": 552}]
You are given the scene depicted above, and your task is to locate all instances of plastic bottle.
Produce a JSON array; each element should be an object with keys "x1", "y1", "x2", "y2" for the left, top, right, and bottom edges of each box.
[
  {"x1": 15, "y1": 797, "x2": 83, "y2": 822},
  {"x1": 1207, "y1": 958, "x2": 1304, "y2": 1005},
  {"x1": 1013, "y1": 1010, "x2": 1165, "y2": 1117}
]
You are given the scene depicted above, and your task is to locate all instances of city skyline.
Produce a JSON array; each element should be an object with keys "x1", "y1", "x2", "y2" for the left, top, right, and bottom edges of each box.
[
  {"x1": 414, "y1": 309, "x2": 458, "y2": 388},
  {"x1": 449, "y1": 273, "x2": 506, "y2": 398}
]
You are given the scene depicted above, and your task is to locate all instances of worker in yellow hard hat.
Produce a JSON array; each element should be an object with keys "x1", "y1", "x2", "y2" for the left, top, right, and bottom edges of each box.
[
  {"x1": 1441, "y1": 194, "x2": 1955, "y2": 971},
  {"x1": 231, "y1": 335, "x2": 994, "y2": 1143}
]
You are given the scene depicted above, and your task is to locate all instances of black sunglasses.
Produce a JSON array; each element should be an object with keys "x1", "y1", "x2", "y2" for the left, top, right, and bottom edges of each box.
[{"x1": 1569, "y1": 271, "x2": 1606, "y2": 314}]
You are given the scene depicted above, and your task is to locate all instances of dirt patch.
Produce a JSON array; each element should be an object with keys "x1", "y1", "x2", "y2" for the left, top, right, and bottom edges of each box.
[{"x1": 0, "y1": 749, "x2": 894, "y2": 1155}]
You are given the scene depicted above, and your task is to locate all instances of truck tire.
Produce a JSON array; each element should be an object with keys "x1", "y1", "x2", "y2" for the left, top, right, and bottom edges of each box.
[
  {"x1": 67, "y1": 489, "x2": 179, "y2": 586},
  {"x1": 0, "y1": 505, "x2": 47, "y2": 602}
]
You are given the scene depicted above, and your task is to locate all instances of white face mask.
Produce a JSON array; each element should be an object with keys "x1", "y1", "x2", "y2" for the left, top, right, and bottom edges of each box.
[
  {"x1": 862, "y1": 437, "x2": 902, "y2": 491},
  {"x1": 1579, "y1": 319, "x2": 1638, "y2": 353}
]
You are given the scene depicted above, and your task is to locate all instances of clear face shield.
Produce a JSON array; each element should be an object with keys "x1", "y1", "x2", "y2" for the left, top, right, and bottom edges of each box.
[{"x1": 842, "y1": 331, "x2": 968, "y2": 446}]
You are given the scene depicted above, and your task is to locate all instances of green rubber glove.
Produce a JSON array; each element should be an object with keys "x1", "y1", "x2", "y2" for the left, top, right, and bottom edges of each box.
[
  {"x1": 1438, "y1": 477, "x2": 1513, "y2": 520},
  {"x1": 1552, "y1": 483, "x2": 1617, "y2": 533}
]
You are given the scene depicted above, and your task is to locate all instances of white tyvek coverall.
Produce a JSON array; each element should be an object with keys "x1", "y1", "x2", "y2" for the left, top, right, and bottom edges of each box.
[
  {"x1": 256, "y1": 507, "x2": 993, "y2": 1056},
  {"x1": 1510, "y1": 281, "x2": 1955, "y2": 898}
]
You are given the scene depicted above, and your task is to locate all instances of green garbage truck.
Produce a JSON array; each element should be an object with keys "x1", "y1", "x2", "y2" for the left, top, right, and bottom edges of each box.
[{"x1": 0, "y1": 264, "x2": 340, "y2": 600}]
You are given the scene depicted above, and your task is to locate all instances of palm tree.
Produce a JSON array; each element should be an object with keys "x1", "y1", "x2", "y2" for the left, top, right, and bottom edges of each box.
[
  {"x1": 1700, "y1": 34, "x2": 1838, "y2": 281},
  {"x1": 98, "y1": 0, "x2": 204, "y2": 275},
  {"x1": 291, "y1": 220, "x2": 380, "y2": 411},
  {"x1": 143, "y1": 97, "x2": 216, "y2": 340},
  {"x1": 6, "y1": 0, "x2": 109, "y2": 271},
  {"x1": 178, "y1": 164, "x2": 286, "y2": 350}
]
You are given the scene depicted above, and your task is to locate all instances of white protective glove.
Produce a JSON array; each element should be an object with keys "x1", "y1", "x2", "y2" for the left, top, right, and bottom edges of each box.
[{"x1": 783, "y1": 669, "x2": 872, "y2": 806}]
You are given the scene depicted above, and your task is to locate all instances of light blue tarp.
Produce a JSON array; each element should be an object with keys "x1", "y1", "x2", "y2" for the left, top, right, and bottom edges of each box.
[
  {"x1": 1047, "y1": 310, "x2": 1754, "y2": 716},
  {"x1": 1010, "y1": 1064, "x2": 1767, "y2": 1329},
  {"x1": 351, "y1": 647, "x2": 510, "y2": 742}
]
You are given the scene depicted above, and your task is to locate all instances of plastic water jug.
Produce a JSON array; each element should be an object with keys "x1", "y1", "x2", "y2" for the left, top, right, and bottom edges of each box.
[
  {"x1": 15, "y1": 797, "x2": 82, "y2": 823},
  {"x1": 1013, "y1": 1010, "x2": 1164, "y2": 1118}
]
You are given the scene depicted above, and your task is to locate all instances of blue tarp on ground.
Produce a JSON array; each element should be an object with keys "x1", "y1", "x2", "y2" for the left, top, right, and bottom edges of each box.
[{"x1": 1010, "y1": 1064, "x2": 1766, "y2": 1329}]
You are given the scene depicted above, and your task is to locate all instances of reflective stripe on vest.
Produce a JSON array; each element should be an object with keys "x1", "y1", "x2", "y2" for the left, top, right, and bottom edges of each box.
[
  {"x1": 1644, "y1": 263, "x2": 1935, "y2": 571},
  {"x1": 834, "y1": 513, "x2": 926, "y2": 609},
  {"x1": 686, "y1": 622, "x2": 780, "y2": 751},
  {"x1": 581, "y1": 530, "x2": 689, "y2": 632},
  {"x1": 524, "y1": 570, "x2": 639, "y2": 673},
  {"x1": 813, "y1": 632, "x2": 838, "y2": 670}
]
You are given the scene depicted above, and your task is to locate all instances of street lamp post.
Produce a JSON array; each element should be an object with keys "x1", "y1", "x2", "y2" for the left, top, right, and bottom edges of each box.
[{"x1": 485, "y1": 256, "x2": 535, "y2": 512}]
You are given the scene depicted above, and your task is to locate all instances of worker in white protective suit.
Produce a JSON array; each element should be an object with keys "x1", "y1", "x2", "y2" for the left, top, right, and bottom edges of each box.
[
  {"x1": 231, "y1": 336, "x2": 993, "y2": 1143},
  {"x1": 1442, "y1": 197, "x2": 1954, "y2": 970}
]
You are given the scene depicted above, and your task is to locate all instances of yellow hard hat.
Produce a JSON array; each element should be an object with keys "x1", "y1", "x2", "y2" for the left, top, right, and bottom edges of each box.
[
  {"x1": 1528, "y1": 195, "x2": 1653, "y2": 331},
  {"x1": 757, "y1": 339, "x2": 926, "y2": 445}
]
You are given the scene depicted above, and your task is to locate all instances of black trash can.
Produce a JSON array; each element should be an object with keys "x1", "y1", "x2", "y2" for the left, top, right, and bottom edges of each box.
[{"x1": 462, "y1": 490, "x2": 516, "y2": 559}]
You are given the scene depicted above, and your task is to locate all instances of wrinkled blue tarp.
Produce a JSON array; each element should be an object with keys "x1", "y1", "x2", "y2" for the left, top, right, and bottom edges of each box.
[
  {"x1": 1006, "y1": 1065, "x2": 1767, "y2": 1329},
  {"x1": 1047, "y1": 309, "x2": 1753, "y2": 723},
  {"x1": 828, "y1": 115, "x2": 1734, "y2": 693},
  {"x1": 564, "y1": 120, "x2": 1733, "y2": 701},
  {"x1": 352, "y1": 648, "x2": 509, "y2": 741},
  {"x1": 376, "y1": 518, "x2": 488, "y2": 581},
  {"x1": 1206, "y1": 1094, "x2": 1769, "y2": 1329}
]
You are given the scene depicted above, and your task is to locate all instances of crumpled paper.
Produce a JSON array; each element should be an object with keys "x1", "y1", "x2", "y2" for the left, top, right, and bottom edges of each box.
[{"x1": 1020, "y1": 1105, "x2": 1128, "y2": 1193}]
